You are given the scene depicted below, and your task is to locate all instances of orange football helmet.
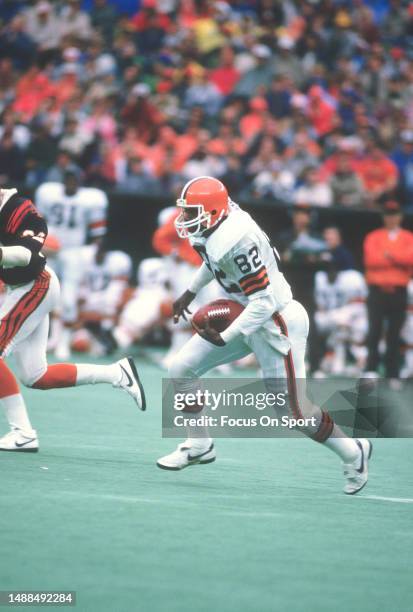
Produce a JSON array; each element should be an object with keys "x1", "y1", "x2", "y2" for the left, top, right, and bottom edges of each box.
[{"x1": 175, "y1": 176, "x2": 229, "y2": 238}]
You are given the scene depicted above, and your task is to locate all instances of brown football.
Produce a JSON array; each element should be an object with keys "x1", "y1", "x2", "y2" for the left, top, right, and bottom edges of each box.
[{"x1": 192, "y1": 299, "x2": 245, "y2": 333}]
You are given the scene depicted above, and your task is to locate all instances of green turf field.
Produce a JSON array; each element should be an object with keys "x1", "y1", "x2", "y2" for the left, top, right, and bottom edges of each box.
[{"x1": 1, "y1": 350, "x2": 412, "y2": 612}]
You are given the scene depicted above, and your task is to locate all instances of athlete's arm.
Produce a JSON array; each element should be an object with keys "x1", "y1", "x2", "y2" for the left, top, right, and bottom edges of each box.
[
  {"x1": 173, "y1": 262, "x2": 215, "y2": 323},
  {"x1": 221, "y1": 293, "x2": 277, "y2": 343},
  {"x1": 173, "y1": 290, "x2": 195, "y2": 323},
  {"x1": 1, "y1": 208, "x2": 48, "y2": 269},
  {"x1": 188, "y1": 262, "x2": 215, "y2": 293}
]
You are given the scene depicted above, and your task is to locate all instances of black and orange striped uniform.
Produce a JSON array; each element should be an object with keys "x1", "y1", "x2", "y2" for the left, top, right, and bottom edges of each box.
[
  {"x1": 0, "y1": 191, "x2": 48, "y2": 286},
  {"x1": 0, "y1": 190, "x2": 50, "y2": 355}
]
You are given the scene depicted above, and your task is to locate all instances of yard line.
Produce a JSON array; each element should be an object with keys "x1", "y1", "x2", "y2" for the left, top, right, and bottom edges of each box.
[
  {"x1": 57, "y1": 491, "x2": 161, "y2": 504},
  {"x1": 360, "y1": 495, "x2": 413, "y2": 504}
]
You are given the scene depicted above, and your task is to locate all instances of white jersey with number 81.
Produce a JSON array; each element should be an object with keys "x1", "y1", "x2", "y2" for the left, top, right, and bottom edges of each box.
[{"x1": 35, "y1": 182, "x2": 107, "y2": 249}]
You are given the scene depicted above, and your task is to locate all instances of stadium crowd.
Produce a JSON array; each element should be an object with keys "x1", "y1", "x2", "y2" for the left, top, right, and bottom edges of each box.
[
  {"x1": 1, "y1": 0, "x2": 413, "y2": 380},
  {"x1": 0, "y1": 0, "x2": 413, "y2": 211}
]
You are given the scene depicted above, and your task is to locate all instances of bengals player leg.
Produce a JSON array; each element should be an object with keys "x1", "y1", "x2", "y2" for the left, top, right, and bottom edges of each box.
[{"x1": 0, "y1": 267, "x2": 145, "y2": 452}]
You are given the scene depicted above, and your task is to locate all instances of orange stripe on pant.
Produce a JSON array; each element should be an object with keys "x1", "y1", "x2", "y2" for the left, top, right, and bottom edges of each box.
[
  {"x1": 0, "y1": 270, "x2": 50, "y2": 357},
  {"x1": 273, "y1": 312, "x2": 334, "y2": 443},
  {"x1": 273, "y1": 312, "x2": 303, "y2": 420}
]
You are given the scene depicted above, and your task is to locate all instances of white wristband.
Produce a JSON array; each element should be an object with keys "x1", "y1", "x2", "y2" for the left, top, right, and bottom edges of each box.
[{"x1": 0, "y1": 246, "x2": 32, "y2": 268}]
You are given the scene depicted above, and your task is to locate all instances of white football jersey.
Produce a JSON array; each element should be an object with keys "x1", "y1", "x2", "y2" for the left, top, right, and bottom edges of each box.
[
  {"x1": 35, "y1": 182, "x2": 107, "y2": 249},
  {"x1": 137, "y1": 257, "x2": 168, "y2": 289},
  {"x1": 190, "y1": 207, "x2": 292, "y2": 309},
  {"x1": 79, "y1": 245, "x2": 131, "y2": 293},
  {"x1": 315, "y1": 269, "x2": 366, "y2": 311}
]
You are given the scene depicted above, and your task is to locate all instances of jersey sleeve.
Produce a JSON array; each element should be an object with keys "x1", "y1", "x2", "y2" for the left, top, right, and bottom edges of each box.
[
  {"x1": 87, "y1": 190, "x2": 108, "y2": 239},
  {"x1": 7, "y1": 200, "x2": 48, "y2": 255}
]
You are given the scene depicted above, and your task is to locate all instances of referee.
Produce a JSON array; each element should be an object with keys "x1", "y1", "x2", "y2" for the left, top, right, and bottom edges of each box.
[{"x1": 363, "y1": 201, "x2": 413, "y2": 379}]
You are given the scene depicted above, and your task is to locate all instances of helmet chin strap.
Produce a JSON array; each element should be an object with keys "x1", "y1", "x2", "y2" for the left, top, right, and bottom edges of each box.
[
  {"x1": 0, "y1": 188, "x2": 17, "y2": 212},
  {"x1": 200, "y1": 211, "x2": 228, "y2": 238}
]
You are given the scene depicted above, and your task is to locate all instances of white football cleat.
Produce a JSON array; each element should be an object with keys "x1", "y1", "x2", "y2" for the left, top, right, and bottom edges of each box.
[
  {"x1": 343, "y1": 438, "x2": 372, "y2": 495},
  {"x1": 113, "y1": 357, "x2": 146, "y2": 411},
  {"x1": 157, "y1": 441, "x2": 216, "y2": 470},
  {"x1": 0, "y1": 428, "x2": 39, "y2": 453}
]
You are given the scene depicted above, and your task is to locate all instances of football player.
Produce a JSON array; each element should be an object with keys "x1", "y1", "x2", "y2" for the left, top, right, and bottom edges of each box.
[
  {"x1": 35, "y1": 167, "x2": 107, "y2": 358},
  {"x1": 401, "y1": 280, "x2": 413, "y2": 378},
  {"x1": 0, "y1": 187, "x2": 145, "y2": 453},
  {"x1": 157, "y1": 176, "x2": 372, "y2": 495},
  {"x1": 71, "y1": 242, "x2": 132, "y2": 354},
  {"x1": 314, "y1": 264, "x2": 368, "y2": 375},
  {"x1": 105, "y1": 257, "x2": 171, "y2": 354}
]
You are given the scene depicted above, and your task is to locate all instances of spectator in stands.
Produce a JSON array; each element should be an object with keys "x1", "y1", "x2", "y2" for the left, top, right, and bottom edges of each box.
[
  {"x1": 357, "y1": 140, "x2": 399, "y2": 206},
  {"x1": 323, "y1": 227, "x2": 355, "y2": 271},
  {"x1": 0, "y1": 14, "x2": 36, "y2": 71},
  {"x1": 284, "y1": 130, "x2": 321, "y2": 177},
  {"x1": 0, "y1": 129, "x2": 25, "y2": 183},
  {"x1": 1, "y1": 0, "x2": 413, "y2": 208},
  {"x1": 120, "y1": 83, "x2": 162, "y2": 143},
  {"x1": 181, "y1": 131, "x2": 225, "y2": 181},
  {"x1": 130, "y1": 0, "x2": 171, "y2": 54},
  {"x1": 306, "y1": 85, "x2": 338, "y2": 138},
  {"x1": 59, "y1": 0, "x2": 92, "y2": 43},
  {"x1": 12, "y1": 63, "x2": 55, "y2": 120},
  {"x1": 363, "y1": 201, "x2": 413, "y2": 380},
  {"x1": 45, "y1": 150, "x2": 76, "y2": 183},
  {"x1": 23, "y1": 1, "x2": 61, "y2": 64},
  {"x1": 251, "y1": 160, "x2": 295, "y2": 203},
  {"x1": 25, "y1": 123, "x2": 58, "y2": 186},
  {"x1": 235, "y1": 44, "x2": 274, "y2": 97},
  {"x1": 240, "y1": 97, "x2": 269, "y2": 143},
  {"x1": 274, "y1": 35, "x2": 304, "y2": 86},
  {"x1": 0, "y1": 107, "x2": 31, "y2": 150},
  {"x1": 220, "y1": 154, "x2": 246, "y2": 197},
  {"x1": 90, "y1": 0, "x2": 118, "y2": 45},
  {"x1": 294, "y1": 166, "x2": 332, "y2": 207},
  {"x1": 184, "y1": 69, "x2": 223, "y2": 117},
  {"x1": 116, "y1": 155, "x2": 161, "y2": 194},
  {"x1": 391, "y1": 129, "x2": 413, "y2": 212},
  {"x1": 329, "y1": 153, "x2": 365, "y2": 207},
  {"x1": 58, "y1": 117, "x2": 92, "y2": 161},
  {"x1": 265, "y1": 75, "x2": 293, "y2": 119},
  {"x1": 209, "y1": 46, "x2": 240, "y2": 96}
]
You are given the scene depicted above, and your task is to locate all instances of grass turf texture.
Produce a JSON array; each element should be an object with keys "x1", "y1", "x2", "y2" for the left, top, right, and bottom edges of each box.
[{"x1": 1, "y1": 351, "x2": 412, "y2": 612}]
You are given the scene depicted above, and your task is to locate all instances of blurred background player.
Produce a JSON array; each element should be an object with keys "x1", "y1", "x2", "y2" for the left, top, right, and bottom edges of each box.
[
  {"x1": 314, "y1": 262, "x2": 368, "y2": 376},
  {"x1": 153, "y1": 205, "x2": 223, "y2": 367},
  {"x1": 401, "y1": 280, "x2": 413, "y2": 379},
  {"x1": 102, "y1": 257, "x2": 171, "y2": 357},
  {"x1": 35, "y1": 166, "x2": 107, "y2": 359},
  {"x1": 70, "y1": 241, "x2": 132, "y2": 355}
]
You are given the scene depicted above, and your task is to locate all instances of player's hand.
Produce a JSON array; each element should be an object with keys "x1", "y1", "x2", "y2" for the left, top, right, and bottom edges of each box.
[
  {"x1": 192, "y1": 315, "x2": 226, "y2": 346},
  {"x1": 173, "y1": 290, "x2": 195, "y2": 323}
]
